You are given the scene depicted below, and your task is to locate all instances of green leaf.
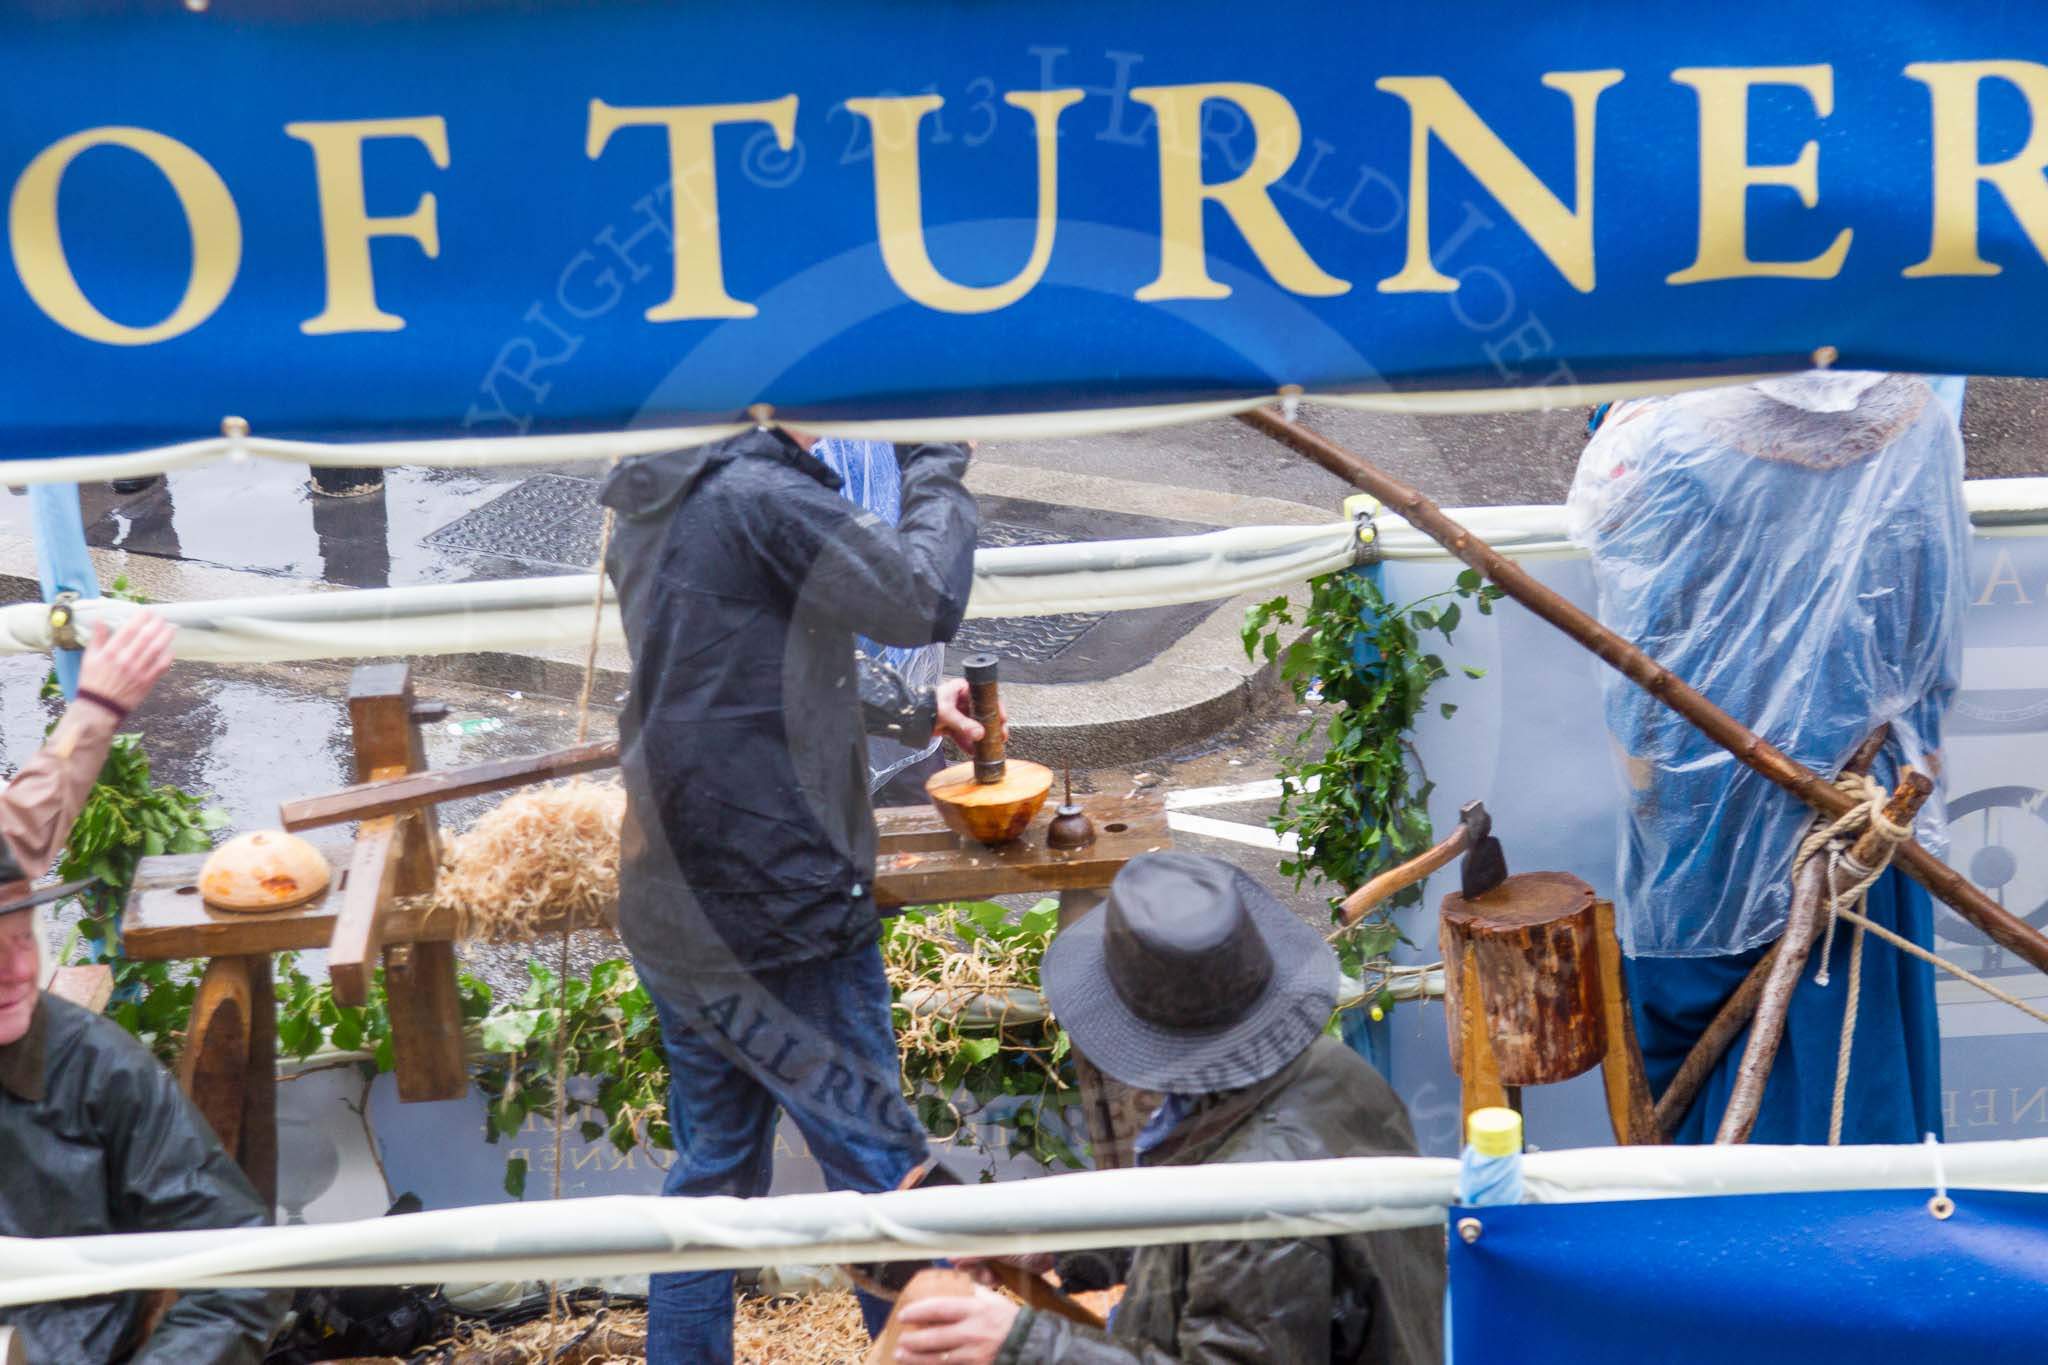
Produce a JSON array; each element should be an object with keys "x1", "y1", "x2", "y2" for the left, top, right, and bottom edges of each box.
[
  {"x1": 329, "y1": 1009, "x2": 364, "y2": 1054},
  {"x1": 481, "y1": 1009, "x2": 543, "y2": 1054},
  {"x1": 1456, "y1": 568, "x2": 1482, "y2": 592},
  {"x1": 1440, "y1": 702, "x2": 1458, "y2": 720},
  {"x1": 1436, "y1": 602, "x2": 1461, "y2": 636},
  {"x1": 1461, "y1": 665, "x2": 1486, "y2": 680},
  {"x1": 503, "y1": 1157, "x2": 528, "y2": 1199},
  {"x1": 958, "y1": 1036, "x2": 1002, "y2": 1065}
]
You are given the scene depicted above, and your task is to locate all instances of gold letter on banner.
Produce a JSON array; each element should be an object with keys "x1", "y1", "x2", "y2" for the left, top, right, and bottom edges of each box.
[
  {"x1": 846, "y1": 89, "x2": 1083, "y2": 313},
  {"x1": 1377, "y1": 71, "x2": 1620, "y2": 294},
  {"x1": 286, "y1": 116, "x2": 450, "y2": 334},
  {"x1": 586, "y1": 96, "x2": 797, "y2": 321},
  {"x1": 1667, "y1": 66, "x2": 1851, "y2": 284},
  {"x1": 9, "y1": 127, "x2": 241, "y2": 345},
  {"x1": 1905, "y1": 61, "x2": 2048, "y2": 277},
  {"x1": 1129, "y1": 82, "x2": 1349, "y2": 301}
]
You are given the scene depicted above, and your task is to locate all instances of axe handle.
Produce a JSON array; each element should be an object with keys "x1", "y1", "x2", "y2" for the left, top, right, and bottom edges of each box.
[
  {"x1": 987, "y1": 1262, "x2": 1108, "y2": 1329},
  {"x1": 1341, "y1": 826, "x2": 1471, "y2": 925}
]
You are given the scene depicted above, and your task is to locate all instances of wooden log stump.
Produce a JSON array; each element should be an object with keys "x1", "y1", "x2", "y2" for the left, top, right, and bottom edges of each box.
[{"x1": 1441, "y1": 872, "x2": 1606, "y2": 1094}]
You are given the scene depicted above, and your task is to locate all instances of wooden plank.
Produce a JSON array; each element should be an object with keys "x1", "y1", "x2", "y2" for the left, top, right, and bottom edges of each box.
[
  {"x1": 383, "y1": 940, "x2": 469, "y2": 1102},
  {"x1": 240, "y1": 955, "x2": 278, "y2": 1210},
  {"x1": 328, "y1": 760, "x2": 408, "y2": 1008},
  {"x1": 347, "y1": 665, "x2": 441, "y2": 898},
  {"x1": 177, "y1": 956, "x2": 253, "y2": 1154},
  {"x1": 121, "y1": 852, "x2": 457, "y2": 961},
  {"x1": 45, "y1": 964, "x2": 113, "y2": 1014},
  {"x1": 874, "y1": 794, "x2": 1168, "y2": 909},
  {"x1": 279, "y1": 739, "x2": 620, "y2": 832},
  {"x1": 1592, "y1": 899, "x2": 1660, "y2": 1145}
]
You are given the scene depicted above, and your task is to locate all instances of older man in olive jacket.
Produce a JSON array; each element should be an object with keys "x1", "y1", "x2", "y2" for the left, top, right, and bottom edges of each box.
[
  {"x1": 0, "y1": 616, "x2": 286, "y2": 1364},
  {"x1": 895, "y1": 851, "x2": 1445, "y2": 1365}
]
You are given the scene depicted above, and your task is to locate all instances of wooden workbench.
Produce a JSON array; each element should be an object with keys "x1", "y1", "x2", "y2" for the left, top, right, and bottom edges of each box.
[{"x1": 125, "y1": 786, "x2": 1170, "y2": 1177}]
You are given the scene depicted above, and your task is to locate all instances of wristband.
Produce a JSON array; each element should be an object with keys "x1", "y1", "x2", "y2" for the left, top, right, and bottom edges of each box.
[{"x1": 73, "y1": 689, "x2": 129, "y2": 724}]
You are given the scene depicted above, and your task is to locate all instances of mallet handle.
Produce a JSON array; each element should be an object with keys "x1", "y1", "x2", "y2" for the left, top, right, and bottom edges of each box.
[{"x1": 963, "y1": 653, "x2": 1006, "y2": 784}]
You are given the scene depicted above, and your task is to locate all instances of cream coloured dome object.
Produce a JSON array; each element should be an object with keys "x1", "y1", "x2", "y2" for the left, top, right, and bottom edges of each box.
[{"x1": 198, "y1": 830, "x2": 332, "y2": 912}]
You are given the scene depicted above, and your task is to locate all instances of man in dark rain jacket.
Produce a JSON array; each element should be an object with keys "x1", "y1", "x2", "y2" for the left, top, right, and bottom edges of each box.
[
  {"x1": 599, "y1": 427, "x2": 978, "y2": 1364},
  {"x1": 0, "y1": 615, "x2": 287, "y2": 1364},
  {"x1": 893, "y1": 853, "x2": 1445, "y2": 1365}
]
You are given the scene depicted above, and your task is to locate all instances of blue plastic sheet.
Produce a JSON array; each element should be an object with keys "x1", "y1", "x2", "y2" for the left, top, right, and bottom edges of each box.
[{"x1": 1450, "y1": 1189, "x2": 2048, "y2": 1362}]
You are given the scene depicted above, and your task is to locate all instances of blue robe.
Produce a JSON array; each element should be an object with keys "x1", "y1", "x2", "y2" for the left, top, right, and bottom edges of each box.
[{"x1": 1629, "y1": 866, "x2": 1944, "y2": 1144}]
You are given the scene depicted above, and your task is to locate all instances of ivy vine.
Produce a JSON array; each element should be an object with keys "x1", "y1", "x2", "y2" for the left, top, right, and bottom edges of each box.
[{"x1": 1242, "y1": 566, "x2": 1502, "y2": 998}]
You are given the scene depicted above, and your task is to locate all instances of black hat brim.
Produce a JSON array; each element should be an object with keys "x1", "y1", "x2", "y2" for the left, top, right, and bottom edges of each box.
[{"x1": 1041, "y1": 875, "x2": 1340, "y2": 1095}]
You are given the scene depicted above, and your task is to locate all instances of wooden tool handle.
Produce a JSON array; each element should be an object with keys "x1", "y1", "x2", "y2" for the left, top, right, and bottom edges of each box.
[
  {"x1": 1341, "y1": 825, "x2": 1470, "y2": 925},
  {"x1": 987, "y1": 1262, "x2": 1108, "y2": 1330},
  {"x1": 963, "y1": 653, "x2": 1006, "y2": 784}
]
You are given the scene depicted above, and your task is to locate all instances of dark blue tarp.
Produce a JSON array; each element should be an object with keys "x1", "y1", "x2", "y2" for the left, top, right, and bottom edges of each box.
[
  {"x1": 1449, "y1": 1189, "x2": 2048, "y2": 1362},
  {"x1": 8, "y1": 2, "x2": 2048, "y2": 456}
]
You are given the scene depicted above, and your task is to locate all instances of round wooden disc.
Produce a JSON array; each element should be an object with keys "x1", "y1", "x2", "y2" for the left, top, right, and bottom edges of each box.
[
  {"x1": 926, "y1": 759, "x2": 1053, "y2": 845},
  {"x1": 1439, "y1": 869, "x2": 1594, "y2": 931}
]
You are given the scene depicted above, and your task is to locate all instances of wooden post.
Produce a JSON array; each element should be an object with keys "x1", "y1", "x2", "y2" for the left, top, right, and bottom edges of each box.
[
  {"x1": 1056, "y1": 888, "x2": 1156, "y2": 1169},
  {"x1": 1238, "y1": 405, "x2": 2048, "y2": 978},
  {"x1": 347, "y1": 664, "x2": 467, "y2": 1103},
  {"x1": 1592, "y1": 900, "x2": 1660, "y2": 1144},
  {"x1": 241, "y1": 956, "x2": 278, "y2": 1211},
  {"x1": 178, "y1": 955, "x2": 253, "y2": 1152}
]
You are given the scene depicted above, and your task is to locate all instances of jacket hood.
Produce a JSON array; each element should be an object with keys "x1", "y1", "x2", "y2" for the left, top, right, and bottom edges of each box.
[{"x1": 601, "y1": 428, "x2": 842, "y2": 522}]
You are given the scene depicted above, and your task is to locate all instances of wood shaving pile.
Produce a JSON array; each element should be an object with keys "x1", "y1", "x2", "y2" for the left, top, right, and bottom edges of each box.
[
  {"x1": 410, "y1": 1292, "x2": 868, "y2": 1364},
  {"x1": 428, "y1": 779, "x2": 625, "y2": 941},
  {"x1": 735, "y1": 1291, "x2": 870, "y2": 1364}
]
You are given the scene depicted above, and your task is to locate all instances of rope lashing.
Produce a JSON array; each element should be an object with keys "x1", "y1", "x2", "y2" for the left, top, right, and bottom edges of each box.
[
  {"x1": 1789, "y1": 773, "x2": 1913, "y2": 1145},
  {"x1": 1792, "y1": 772, "x2": 2048, "y2": 1142},
  {"x1": 1792, "y1": 773, "x2": 1914, "y2": 990}
]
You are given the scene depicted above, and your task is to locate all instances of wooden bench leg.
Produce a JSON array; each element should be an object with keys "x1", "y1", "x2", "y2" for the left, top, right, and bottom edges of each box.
[
  {"x1": 1056, "y1": 889, "x2": 1156, "y2": 1169},
  {"x1": 385, "y1": 941, "x2": 469, "y2": 1103},
  {"x1": 178, "y1": 956, "x2": 253, "y2": 1156},
  {"x1": 241, "y1": 956, "x2": 278, "y2": 1210},
  {"x1": 1593, "y1": 900, "x2": 1660, "y2": 1145},
  {"x1": 1453, "y1": 953, "x2": 1510, "y2": 1130}
]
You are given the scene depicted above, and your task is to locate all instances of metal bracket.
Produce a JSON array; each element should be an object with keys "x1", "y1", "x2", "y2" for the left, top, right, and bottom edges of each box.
[
  {"x1": 47, "y1": 591, "x2": 83, "y2": 651},
  {"x1": 1344, "y1": 492, "x2": 1382, "y2": 566}
]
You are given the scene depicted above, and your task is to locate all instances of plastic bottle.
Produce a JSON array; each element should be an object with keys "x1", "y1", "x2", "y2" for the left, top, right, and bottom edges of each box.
[
  {"x1": 1458, "y1": 1106, "x2": 1525, "y2": 1206},
  {"x1": 1448, "y1": 1106, "x2": 1524, "y2": 1362}
]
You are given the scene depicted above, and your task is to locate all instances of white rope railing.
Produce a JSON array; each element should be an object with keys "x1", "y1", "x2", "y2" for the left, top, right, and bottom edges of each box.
[
  {"x1": 1, "y1": 479, "x2": 2041, "y2": 666},
  {"x1": 2, "y1": 1138, "x2": 2040, "y2": 1306}
]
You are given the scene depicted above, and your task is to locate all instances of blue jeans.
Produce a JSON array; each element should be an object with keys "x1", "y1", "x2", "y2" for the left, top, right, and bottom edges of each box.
[{"x1": 642, "y1": 945, "x2": 929, "y2": 1364}]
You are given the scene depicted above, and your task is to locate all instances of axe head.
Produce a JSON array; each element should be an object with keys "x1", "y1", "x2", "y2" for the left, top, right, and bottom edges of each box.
[{"x1": 1457, "y1": 801, "x2": 1507, "y2": 900}]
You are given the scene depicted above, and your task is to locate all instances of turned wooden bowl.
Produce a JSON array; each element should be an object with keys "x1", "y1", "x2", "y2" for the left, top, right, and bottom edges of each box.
[
  {"x1": 925, "y1": 759, "x2": 1054, "y2": 846},
  {"x1": 198, "y1": 830, "x2": 333, "y2": 912}
]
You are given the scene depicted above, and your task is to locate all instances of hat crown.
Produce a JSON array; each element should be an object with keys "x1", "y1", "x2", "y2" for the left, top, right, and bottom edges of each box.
[{"x1": 1104, "y1": 853, "x2": 1274, "y2": 1032}]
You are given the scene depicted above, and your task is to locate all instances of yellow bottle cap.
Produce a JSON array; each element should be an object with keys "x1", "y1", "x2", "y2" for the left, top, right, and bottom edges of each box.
[{"x1": 1466, "y1": 1106, "x2": 1522, "y2": 1158}]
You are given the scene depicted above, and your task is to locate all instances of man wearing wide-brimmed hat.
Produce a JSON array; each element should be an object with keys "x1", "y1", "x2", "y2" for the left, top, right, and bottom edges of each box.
[
  {"x1": 0, "y1": 615, "x2": 286, "y2": 1363},
  {"x1": 892, "y1": 850, "x2": 1444, "y2": 1365}
]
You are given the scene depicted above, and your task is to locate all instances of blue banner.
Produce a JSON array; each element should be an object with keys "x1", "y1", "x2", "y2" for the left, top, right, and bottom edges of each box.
[
  {"x1": 1449, "y1": 1189, "x2": 2048, "y2": 1361},
  {"x1": 7, "y1": 2, "x2": 2048, "y2": 457}
]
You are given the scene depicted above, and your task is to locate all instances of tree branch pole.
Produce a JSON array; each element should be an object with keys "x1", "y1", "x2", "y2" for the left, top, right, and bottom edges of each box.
[
  {"x1": 1713, "y1": 769, "x2": 1934, "y2": 1144},
  {"x1": 1237, "y1": 405, "x2": 2048, "y2": 976}
]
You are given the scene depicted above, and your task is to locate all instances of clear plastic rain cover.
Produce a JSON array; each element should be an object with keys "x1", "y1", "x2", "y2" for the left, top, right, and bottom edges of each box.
[{"x1": 1567, "y1": 373, "x2": 1968, "y2": 957}]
